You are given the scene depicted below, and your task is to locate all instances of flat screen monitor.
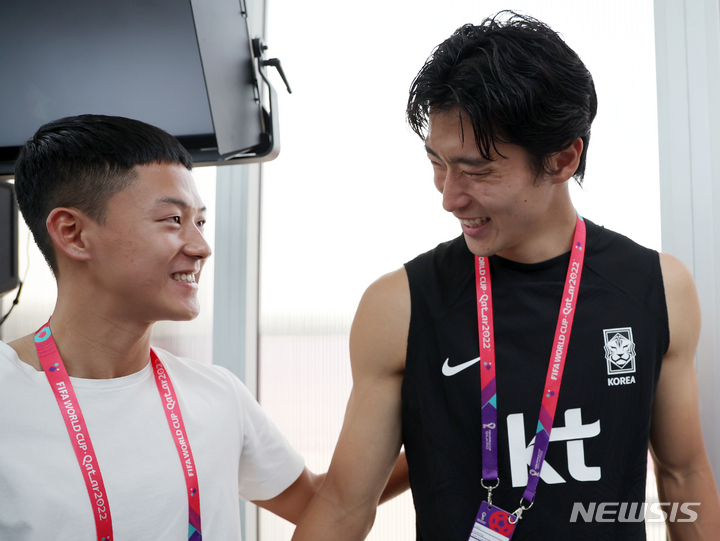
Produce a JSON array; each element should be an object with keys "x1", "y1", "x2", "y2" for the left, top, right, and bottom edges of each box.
[
  {"x1": 0, "y1": 182, "x2": 19, "y2": 297},
  {"x1": 0, "y1": 0, "x2": 279, "y2": 179}
]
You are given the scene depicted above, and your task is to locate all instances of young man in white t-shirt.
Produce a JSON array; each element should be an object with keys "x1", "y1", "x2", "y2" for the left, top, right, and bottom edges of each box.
[{"x1": 0, "y1": 114, "x2": 407, "y2": 540}]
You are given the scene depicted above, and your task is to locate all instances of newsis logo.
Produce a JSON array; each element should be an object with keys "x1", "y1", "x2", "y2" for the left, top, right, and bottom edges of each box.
[
  {"x1": 604, "y1": 327, "x2": 636, "y2": 386},
  {"x1": 570, "y1": 501, "x2": 700, "y2": 523}
]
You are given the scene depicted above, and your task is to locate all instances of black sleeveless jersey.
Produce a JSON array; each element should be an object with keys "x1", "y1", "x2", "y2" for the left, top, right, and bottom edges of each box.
[{"x1": 402, "y1": 219, "x2": 669, "y2": 541}]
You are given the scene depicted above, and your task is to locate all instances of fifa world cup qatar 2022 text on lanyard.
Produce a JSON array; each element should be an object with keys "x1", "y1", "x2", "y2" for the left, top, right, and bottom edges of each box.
[
  {"x1": 34, "y1": 323, "x2": 203, "y2": 541},
  {"x1": 469, "y1": 214, "x2": 586, "y2": 541}
]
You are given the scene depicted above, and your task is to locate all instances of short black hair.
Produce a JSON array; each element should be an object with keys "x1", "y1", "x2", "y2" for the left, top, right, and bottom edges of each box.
[
  {"x1": 407, "y1": 11, "x2": 597, "y2": 183},
  {"x1": 14, "y1": 114, "x2": 193, "y2": 276}
]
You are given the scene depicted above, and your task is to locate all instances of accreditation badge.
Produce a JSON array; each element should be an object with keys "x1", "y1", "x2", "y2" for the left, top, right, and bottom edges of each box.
[{"x1": 468, "y1": 501, "x2": 516, "y2": 541}]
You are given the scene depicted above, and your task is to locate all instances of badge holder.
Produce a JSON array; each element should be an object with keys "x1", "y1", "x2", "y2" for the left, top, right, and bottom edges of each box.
[
  {"x1": 470, "y1": 467, "x2": 537, "y2": 540},
  {"x1": 469, "y1": 480, "x2": 517, "y2": 541}
]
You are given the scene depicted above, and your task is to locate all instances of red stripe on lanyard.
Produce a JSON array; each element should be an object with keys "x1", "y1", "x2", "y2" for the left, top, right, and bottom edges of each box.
[
  {"x1": 34, "y1": 323, "x2": 202, "y2": 540},
  {"x1": 34, "y1": 324, "x2": 113, "y2": 541},
  {"x1": 151, "y1": 352, "x2": 202, "y2": 535},
  {"x1": 476, "y1": 214, "x2": 586, "y2": 507}
]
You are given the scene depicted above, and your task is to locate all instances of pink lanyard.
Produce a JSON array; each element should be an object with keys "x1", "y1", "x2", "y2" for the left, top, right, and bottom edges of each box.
[
  {"x1": 475, "y1": 214, "x2": 586, "y2": 515},
  {"x1": 34, "y1": 323, "x2": 202, "y2": 541}
]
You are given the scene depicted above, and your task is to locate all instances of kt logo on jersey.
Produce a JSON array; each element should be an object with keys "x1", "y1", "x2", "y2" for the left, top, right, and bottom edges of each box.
[{"x1": 604, "y1": 327, "x2": 636, "y2": 386}]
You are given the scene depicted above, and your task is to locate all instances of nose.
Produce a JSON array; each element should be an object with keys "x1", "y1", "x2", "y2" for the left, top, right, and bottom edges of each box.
[
  {"x1": 439, "y1": 171, "x2": 470, "y2": 213},
  {"x1": 183, "y1": 225, "x2": 212, "y2": 260}
]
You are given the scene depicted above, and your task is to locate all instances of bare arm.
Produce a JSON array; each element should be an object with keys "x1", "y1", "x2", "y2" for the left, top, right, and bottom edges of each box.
[
  {"x1": 252, "y1": 451, "x2": 409, "y2": 525},
  {"x1": 291, "y1": 268, "x2": 410, "y2": 540},
  {"x1": 380, "y1": 450, "x2": 410, "y2": 504},
  {"x1": 253, "y1": 467, "x2": 323, "y2": 524},
  {"x1": 649, "y1": 253, "x2": 720, "y2": 540}
]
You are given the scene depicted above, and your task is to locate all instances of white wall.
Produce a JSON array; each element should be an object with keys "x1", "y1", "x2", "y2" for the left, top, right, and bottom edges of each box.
[{"x1": 654, "y1": 0, "x2": 720, "y2": 479}]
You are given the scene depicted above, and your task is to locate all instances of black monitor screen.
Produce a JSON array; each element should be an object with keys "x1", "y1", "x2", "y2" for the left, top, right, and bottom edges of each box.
[
  {"x1": 0, "y1": 0, "x2": 268, "y2": 176},
  {"x1": 0, "y1": 0, "x2": 213, "y2": 150},
  {"x1": 0, "y1": 182, "x2": 19, "y2": 297}
]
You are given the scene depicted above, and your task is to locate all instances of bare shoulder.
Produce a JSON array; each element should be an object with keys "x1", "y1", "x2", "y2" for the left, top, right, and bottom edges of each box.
[
  {"x1": 350, "y1": 267, "x2": 410, "y2": 377},
  {"x1": 356, "y1": 267, "x2": 410, "y2": 314},
  {"x1": 7, "y1": 334, "x2": 42, "y2": 371},
  {"x1": 659, "y1": 252, "x2": 696, "y2": 293},
  {"x1": 658, "y1": 252, "x2": 700, "y2": 360}
]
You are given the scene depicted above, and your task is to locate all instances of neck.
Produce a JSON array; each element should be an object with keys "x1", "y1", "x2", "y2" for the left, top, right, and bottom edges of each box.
[
  {"x1": 496, "y1": 203, "x2": 579, "y2": 264},
  {"x1": 43, "y1": 298, "x2": 154, "y2": 379}
]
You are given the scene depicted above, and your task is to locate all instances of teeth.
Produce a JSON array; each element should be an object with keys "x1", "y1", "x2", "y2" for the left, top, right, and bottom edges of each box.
[
  {"x1": 460, "y1": 217, "x2": 490, "y2": 227},
  {"x1": 172, "y1": 273, "x2": 196, "y2": 283}
]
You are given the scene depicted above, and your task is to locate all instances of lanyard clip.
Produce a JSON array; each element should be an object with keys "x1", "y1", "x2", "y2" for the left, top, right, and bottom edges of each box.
[
  {"x1": 509, "y1": 498, "x2": 534, "y2": 524},
  {"x1": 481, "y1": 478, "x2": 500, "y2": 505}
]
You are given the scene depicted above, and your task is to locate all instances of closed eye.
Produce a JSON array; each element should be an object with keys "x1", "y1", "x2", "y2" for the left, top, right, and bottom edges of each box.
[{"x1": 462, "y1": 169, "x2": 493, "y2": 179}]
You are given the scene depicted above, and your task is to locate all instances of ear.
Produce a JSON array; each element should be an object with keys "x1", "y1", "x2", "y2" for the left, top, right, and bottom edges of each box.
[
  {"x1": 46, "y1": 208, "x2": 93, "y2": 263},
  {"x1": 549, "y1": 137, "x2": 584, "y2": 184}
]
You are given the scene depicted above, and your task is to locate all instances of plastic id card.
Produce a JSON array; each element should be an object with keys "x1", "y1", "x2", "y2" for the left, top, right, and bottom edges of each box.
[{"x1": 468, "y1": 501, "x2": 516, "y2": 541}]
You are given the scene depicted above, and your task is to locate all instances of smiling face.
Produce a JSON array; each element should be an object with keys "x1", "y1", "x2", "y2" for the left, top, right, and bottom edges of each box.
[
  {"x1": 86, "y1": 162, "x2": 211, "y2": 324},
  {"x1": 425, "y1": 109, "x2": 576, "y2": 263}
]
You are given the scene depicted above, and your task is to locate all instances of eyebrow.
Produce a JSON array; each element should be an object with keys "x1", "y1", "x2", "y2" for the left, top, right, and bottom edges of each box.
[
  {"x1": 154, "y1": 196, "x2": 207, "y2": 213},
  {"x1": 424, "y1": 144, "x2": 490, "y2": 167}
]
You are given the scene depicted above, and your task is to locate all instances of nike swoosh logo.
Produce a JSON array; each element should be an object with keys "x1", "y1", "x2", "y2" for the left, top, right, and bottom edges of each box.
[{"x1": 442, "y1": 356, "x2": 481, "y2": 376}]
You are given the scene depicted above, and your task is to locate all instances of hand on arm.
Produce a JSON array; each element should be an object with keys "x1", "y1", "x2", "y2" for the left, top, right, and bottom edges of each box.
[
  {"x1": 252, "y1": 467, "x2": 323, "y2": 525},
  {"x1": 252, "y1": 451, "x2": 409, "y2": 525},
  {"x1": 650, "y1": 253, "x2": 720, "y2": 540},
  {"x1": 291, "y1": 268, "x2": 411, "y2": 541}
]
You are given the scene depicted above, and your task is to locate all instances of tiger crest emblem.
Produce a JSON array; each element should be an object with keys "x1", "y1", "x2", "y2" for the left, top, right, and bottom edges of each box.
[{"x1": 603, "y1": 328, "x2": 636, "y2": 375}]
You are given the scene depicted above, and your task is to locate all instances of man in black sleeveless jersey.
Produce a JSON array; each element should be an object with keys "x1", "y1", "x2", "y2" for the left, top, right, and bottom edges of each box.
[{"x1": 293, "y1": 12, "x2": 720, "y2": 541}]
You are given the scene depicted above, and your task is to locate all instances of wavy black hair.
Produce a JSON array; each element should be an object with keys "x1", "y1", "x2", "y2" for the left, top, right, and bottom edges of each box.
[
  {"x1": 14, "y1": 114, "x2": 193, "y2": 276},
  {"x1": 407, "y1": 11, "x2": 597, "y2": 183}
]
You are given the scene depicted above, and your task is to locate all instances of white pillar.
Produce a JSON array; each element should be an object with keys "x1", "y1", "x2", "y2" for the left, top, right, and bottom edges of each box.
[{"x1": 213, "y1": 163, "x2": 262, "y2": 541}]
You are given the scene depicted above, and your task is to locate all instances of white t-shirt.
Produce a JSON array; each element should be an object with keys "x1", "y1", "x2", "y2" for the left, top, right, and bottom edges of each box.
[{"x1": 0, "y1": 341, "x2": 304, "y2": 540}]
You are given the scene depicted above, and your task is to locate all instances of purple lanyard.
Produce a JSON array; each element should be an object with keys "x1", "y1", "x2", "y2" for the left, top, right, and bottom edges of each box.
[{"x1": 475, "y1": 215, "x2": 586, "y2": 512}]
